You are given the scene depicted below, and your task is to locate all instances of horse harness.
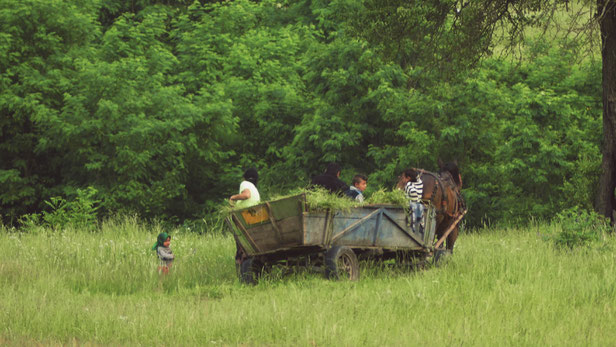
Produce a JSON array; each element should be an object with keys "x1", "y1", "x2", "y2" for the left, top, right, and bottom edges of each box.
[{"x1": 419, "y1": 170, "x2": 464, "y2": 218}]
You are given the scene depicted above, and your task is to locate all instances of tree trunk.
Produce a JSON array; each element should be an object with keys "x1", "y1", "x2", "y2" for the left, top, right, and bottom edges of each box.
[{"x1": 596, "y1": 0, "x2": 616, "y2": 222}]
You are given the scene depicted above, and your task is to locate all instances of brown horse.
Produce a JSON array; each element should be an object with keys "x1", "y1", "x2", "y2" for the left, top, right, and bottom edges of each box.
[{"x1": 397, "y1": 161, "x2": 466, "y2": 253}]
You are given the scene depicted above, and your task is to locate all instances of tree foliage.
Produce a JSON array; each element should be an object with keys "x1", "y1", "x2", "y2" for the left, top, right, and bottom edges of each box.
[{"x1": 0, "y1": 0, "x2": 604, "y2": 227}]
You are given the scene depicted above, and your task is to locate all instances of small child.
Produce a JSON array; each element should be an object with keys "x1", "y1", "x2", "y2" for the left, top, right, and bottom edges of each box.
[
  {"x1": 152, "y1": 232, "x2": 174, "y2": 274},
  {"x1": 345, "y1": 174, "x2": 368, "y2": 203}
]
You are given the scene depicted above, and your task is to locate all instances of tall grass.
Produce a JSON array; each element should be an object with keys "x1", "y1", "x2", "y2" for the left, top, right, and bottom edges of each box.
[{"x1": 1, "y1": 217, "x2": 615, "y2": 345}]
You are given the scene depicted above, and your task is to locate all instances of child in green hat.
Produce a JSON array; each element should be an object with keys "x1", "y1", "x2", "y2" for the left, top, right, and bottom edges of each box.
[{"x1": 152, "y1": 232, "x2": 174, "y2": 274}]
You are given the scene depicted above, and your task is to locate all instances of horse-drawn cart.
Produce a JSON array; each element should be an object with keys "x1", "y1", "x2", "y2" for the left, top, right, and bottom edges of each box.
[{"x1": 226, "y1": 193, "x2": 461, "y2": 283}]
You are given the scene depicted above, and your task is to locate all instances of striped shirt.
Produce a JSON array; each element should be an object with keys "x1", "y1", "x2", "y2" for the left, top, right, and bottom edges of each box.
[{"x1": 405, "y1": 178, "x2": 423, "y2": 203}]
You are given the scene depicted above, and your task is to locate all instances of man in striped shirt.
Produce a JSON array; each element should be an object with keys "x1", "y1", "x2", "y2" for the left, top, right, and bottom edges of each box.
[{"x1": 402, "y1": 169, "x2": 424, "y2": 234}]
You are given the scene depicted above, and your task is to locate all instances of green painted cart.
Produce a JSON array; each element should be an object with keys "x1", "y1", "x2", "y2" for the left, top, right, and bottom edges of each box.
[{"x1": 226, "y1": 193, "x2": 440, "y2": 284}]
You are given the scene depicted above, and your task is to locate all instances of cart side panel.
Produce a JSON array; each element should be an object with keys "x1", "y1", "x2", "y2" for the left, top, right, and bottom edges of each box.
[
  {"x1": 226, "y1": 216, "x2": 257, "y2": 255},
  {"x1": 331, "y1": 210, "x2": 377, "y2": 247},
  {"x1": 269, "y1": 195, "x2": 306, "y2": 220},
  {"x1": 232, "y1": 195, "x2": 305, "y2": 231},
  {"x1": 248, "y1": 215, "x2": 303, "y2": 250},
  {"x1": 423, "y1": 204, "x2": 437, "y2": 246},
  {"x1": 303, "y1": 212, "x2": 329, "y2": 246},
  {"x1": 375, "y1": 208, "x2": 423, "y2": 249},
  {"x1": 229, "y1": 194, "x2": 307, "y2": 256},
  {"x1": 330, "y1": 207, "x2": 424, "y2": 250}
]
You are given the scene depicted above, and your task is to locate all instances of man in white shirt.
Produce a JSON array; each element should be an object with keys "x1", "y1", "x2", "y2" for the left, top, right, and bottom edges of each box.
[{"x1": 229, "y1": 168, "x2": 261, "y2": 208}]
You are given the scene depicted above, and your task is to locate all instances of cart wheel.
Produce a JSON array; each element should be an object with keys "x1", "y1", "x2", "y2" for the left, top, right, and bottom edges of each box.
[
  {"x1": 324, "y1": 246, "x2": 359, "y2": 281},
  {"x1": 240, "y1": 257, "x2": 265, "y2": 285}
]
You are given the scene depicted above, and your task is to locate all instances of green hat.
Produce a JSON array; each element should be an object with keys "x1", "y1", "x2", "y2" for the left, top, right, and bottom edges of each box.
[{"x1": 152, "y1": 232, "x2": 170, "y2": 251}]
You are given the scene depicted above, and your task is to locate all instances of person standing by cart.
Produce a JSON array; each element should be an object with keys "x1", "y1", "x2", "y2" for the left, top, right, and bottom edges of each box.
[
  {"x1": 401, "y1": 169, "x2": 424, "y2": 234},
  {"x1": 229, "y1": 168, "x2": 261, "y2": 208},
  {"x1": 229, "y1": 168, "x2": 261, "y2": 268}
]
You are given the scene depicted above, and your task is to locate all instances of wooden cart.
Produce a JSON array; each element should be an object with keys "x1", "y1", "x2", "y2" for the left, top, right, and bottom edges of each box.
[{"x1": 227, "y1": 193, "x2": 446, "y2": 284}]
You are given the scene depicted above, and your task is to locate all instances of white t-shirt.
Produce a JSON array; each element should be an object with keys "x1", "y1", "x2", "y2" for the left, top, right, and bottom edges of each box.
[{"x1": 235, "y1": 180, "x2": 260, "y2": 208}]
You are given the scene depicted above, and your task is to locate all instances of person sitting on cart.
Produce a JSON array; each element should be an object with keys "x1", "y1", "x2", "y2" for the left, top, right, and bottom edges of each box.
[
  {"x1": 345, "y1": 174, "x2": 367, "y2": 202},
  {"x1": 310, "y1": 162, "x2": 349, "y2": 195},
  {"x1": 401, "y1": 168, "x2": 424, "y2": 234}
]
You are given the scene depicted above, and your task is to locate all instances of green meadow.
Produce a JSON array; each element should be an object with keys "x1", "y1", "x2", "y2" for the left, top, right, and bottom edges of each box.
[{"x1": 1, "y1": 217, "x2": 615, "y2": 346}]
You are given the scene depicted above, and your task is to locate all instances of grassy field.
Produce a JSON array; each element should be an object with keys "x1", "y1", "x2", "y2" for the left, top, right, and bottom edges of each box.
[{"x1": 1, "y1": 216, "x2": 615, "y2": 346}]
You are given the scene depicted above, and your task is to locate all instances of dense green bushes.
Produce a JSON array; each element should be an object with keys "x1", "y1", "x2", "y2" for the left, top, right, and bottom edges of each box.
[
  {"x1": 0, "y1": 0, "x2": 602, "y2": 227},
  {"x1": 549, "y1": 207, "x2": 611, "y2": 249}
]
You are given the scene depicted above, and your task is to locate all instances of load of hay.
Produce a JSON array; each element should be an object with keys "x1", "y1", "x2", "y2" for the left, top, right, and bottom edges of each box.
[
  {"x1": 222, "y1": 187, "x2": 408, "y2": 215},
  {"x1": 261, "y1": 187, "x2": 408, "y2": 213}
]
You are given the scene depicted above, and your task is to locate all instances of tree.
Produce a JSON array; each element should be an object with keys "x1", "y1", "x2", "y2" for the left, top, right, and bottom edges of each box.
[
  {"x1": 596, "y1": 0, "x2": 616, "y2": 221},
  {"x1": 0, "y1": 0, "x2": 99, "y2": 222},
  {"x1": 345, "y1": 0, "x2": 616, "y2": 221}
]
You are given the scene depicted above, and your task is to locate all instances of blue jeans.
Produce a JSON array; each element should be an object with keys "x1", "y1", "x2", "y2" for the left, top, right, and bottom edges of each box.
[{"x1": 410, "y1": 202, "x2": 424, "y2": 234}]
